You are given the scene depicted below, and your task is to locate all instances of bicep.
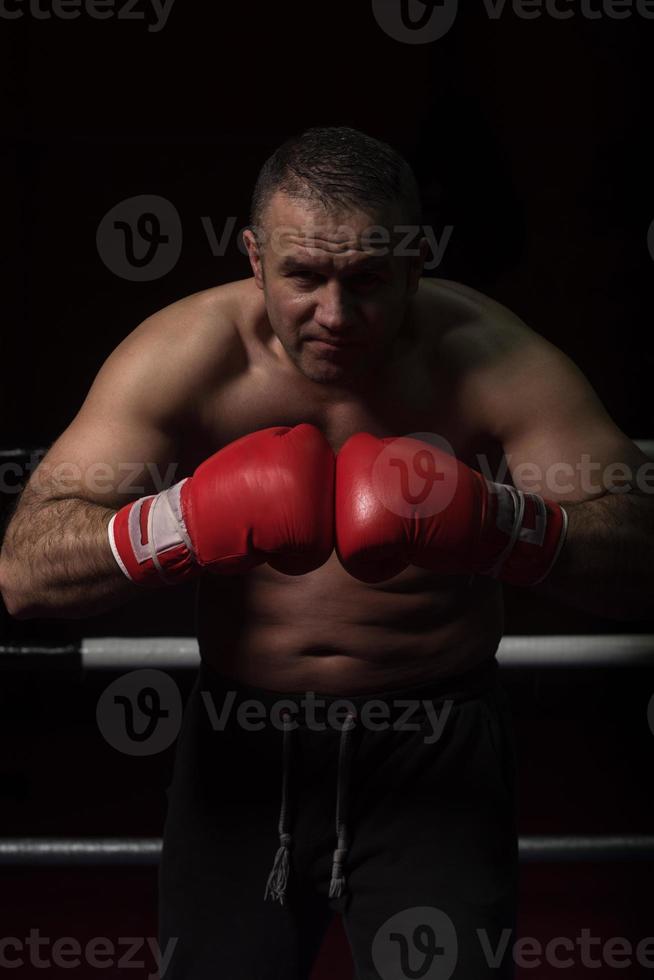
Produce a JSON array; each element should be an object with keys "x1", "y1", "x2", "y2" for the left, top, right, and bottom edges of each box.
[
  {"x1": 24, "y1": 333, "x2": 185, "y2": 512},
  {"x1": 480, "y1": 330, "x2": 649, "y2": 504}
]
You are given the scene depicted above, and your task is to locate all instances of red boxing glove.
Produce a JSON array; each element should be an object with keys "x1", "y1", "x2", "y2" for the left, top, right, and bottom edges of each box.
[
  {"x1": 109, "y1": 424, "x2": 335, "y2": 585},
  {"x1": 336, "y1": 432, "x2": 568, "y2": 587}
]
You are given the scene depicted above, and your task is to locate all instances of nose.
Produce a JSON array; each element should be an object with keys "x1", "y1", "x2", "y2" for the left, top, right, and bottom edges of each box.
[{"x1": 314, "y1": 282, "x2": 355, "y2": 334}]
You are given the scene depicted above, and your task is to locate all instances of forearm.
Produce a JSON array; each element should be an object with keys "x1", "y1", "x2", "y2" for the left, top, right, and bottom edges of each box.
[
  {"x1": 0, "y1": 494, "x2": 137, "y2": 619},
  {"x1": 532, "y1": 492, "x2": 654, "y2": 620}
]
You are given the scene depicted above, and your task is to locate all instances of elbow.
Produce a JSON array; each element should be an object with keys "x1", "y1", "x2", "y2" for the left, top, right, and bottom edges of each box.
[
  {"x1": 2, "y1": 594, "x2": 46, "y2": 621},
  {"x1": 5, "y1": 605, "x2": 38, "y2": 621},
  {"x1": 1, "y1": 591, "x2": 36, "y2": 621},
  {"x1": 0, "y1": 560, "x2": 40, "y2": 620}
]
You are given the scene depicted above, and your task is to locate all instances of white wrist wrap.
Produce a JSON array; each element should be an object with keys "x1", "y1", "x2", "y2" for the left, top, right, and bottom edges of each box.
[{"x1": 108, "y1": 478, "x2": 195, "y2": 584}]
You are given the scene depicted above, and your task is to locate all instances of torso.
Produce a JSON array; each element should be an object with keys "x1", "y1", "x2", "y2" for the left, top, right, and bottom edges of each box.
[{"x1": 180, "y1": 276, "x2": 508, "y2": 694}]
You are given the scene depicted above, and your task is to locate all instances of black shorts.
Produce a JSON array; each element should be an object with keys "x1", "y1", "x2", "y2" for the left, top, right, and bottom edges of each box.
[{"x1": 159, "y1": 656, "x2": 519, "y2": 979}]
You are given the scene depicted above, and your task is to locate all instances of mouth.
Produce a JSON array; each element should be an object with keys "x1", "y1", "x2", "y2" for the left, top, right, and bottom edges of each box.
[{"x1": 307, "y1": 338, "x2": 359, "y2": 352}]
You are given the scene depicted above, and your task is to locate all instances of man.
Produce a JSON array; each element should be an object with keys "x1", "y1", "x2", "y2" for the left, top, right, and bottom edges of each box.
[{"x1": 1, "y1": 126, "x2": 651, "y2": 979}]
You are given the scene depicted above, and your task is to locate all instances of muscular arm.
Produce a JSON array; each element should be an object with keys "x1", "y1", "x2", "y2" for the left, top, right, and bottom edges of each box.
[
  {"x1": 0, "y1": 485, "x2": 131, "y2": 619},
  {"x1": 466, "y1": 294, "x2": 654, "y2": 621},
  {"x1": 536, "y1": 491, "x2": 654, "y2": 620},
  {"x1": 0, "y1": 292, "x2": 230, "y2": 619}
]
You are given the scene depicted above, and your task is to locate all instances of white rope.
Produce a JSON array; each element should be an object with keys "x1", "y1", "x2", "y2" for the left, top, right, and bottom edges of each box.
[
  {"x1": 1, "y1": 635, "x2": 652, "y2": 670},
  {"x1": 70, "y1": 634, "x2": 654, "y2": 670},
  {"x1": 1, "y1": 835, "x2": 652, "y2": 865}
]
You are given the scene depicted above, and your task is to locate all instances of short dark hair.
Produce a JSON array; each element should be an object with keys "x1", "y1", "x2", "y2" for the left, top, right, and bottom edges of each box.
[{"x1": 249, "y1": 126, "x2": 422, "y2": 233}]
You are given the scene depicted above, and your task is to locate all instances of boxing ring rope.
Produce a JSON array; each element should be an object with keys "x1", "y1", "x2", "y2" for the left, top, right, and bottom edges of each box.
[
  {"x1": 0, "y1": 836, "x2": 653, "y2": 866},
  {"x1": 1, "y1": 634, "x2": 654, "y2": 670}
]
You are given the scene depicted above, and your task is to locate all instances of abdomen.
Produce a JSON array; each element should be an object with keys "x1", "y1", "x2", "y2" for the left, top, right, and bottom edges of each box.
[{"x1": 196, "y1": 552, "x2": 504, "y2": 694}]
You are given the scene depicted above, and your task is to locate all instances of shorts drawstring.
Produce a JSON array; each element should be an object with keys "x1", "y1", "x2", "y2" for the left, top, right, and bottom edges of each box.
[
  {"x1": 329, "y1": 711, "x2": 356, "y2": 899},
  {"x1": 263, "y1": 710, "x2": 294, "y2": 904},
  {"x1": 264, "y1": 710, "x2": 358, "y2": 905}
]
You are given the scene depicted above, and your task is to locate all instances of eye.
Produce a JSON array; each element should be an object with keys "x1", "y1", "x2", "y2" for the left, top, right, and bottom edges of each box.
[{"x1": 287, "y1": 271, "x2": 321, "y2": 282}]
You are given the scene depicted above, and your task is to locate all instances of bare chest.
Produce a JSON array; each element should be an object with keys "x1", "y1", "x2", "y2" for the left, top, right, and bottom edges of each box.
[
  {"x1": 179, "y1": 347, "x2": 502, "y2": 477},
  {"x1": 188, "y1": 329, "x2": 505, "y2": 686}
]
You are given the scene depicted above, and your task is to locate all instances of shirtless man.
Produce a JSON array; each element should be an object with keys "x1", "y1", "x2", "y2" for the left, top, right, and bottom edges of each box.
[{"x1": 1, "y1": 127, "x2": 651, "y2": 979}]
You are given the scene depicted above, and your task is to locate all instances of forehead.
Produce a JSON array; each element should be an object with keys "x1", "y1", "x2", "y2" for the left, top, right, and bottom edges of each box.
[{"x1": 261, "y1": 191, "x2": 400, "y2": 265}]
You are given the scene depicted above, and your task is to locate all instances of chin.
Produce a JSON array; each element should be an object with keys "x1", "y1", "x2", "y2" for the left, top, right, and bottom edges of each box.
[
  {"x1": 299, "y1": 361, "x2": 349, "y2": 384},
  {"x1": 304, "y1": 351, "x2": 371, "y2": 384}
]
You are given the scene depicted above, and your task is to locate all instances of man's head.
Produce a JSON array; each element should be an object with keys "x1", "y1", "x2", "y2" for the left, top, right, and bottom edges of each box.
[{"x1": 243, "y1": 127, "x2": 428, "y2": 386}]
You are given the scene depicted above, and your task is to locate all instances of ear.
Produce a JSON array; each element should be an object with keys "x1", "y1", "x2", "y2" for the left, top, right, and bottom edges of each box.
[{"x1": 242, "y1": 228, "x2": 265, "y2": 289}]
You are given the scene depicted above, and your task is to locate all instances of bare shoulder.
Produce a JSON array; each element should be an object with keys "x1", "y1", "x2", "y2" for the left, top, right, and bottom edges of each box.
[
  {"x1": 418, "y1": 279, "x2": 629, "y2": 456},
  {"x1": 416, "y1": 277, "x2": 585, "y2": 440},
  {"x1": 105, "y1": 279, "x2": 255, "y2": 419},
  {"x1": 417, "y1": 277, "x2": 543, "y2": 372},
  {"x1": 124, "y1": 279, "x2": 250, "y2": 372},
  {"x1": 23, "y1": 279, "x2": 258, "y2": 507},
  {"x1": 421, "y1": 278, "x2": 591, "y2": 390}
]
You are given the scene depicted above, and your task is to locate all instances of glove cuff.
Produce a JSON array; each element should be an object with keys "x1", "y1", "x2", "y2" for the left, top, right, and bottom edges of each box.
[
  {"x1": 475, "y1": 481, "x2": 568, "y2": 586},
  {"x1": 108, "y1": 479, "x2": 198, "y2": 586}
]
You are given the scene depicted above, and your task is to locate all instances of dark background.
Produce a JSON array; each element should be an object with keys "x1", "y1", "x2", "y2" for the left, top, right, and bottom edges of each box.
[{"x1": 2, "y1": 1, "x2": 654, "y2": 977}]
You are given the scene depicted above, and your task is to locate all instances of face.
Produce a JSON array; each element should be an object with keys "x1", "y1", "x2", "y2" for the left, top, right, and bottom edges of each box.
[{"x1": 243, "y1": 192, "x2": 427, "y2": 387}]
